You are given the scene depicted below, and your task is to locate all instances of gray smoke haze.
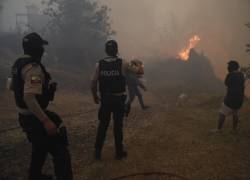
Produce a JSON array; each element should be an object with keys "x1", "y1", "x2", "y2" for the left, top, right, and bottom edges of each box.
[
  {"x1": 100, "y1": 0, "x2": 250, "y2": 79},
  {"x1": 1, "y1": 0, "x2": 250, "y2": 79},
  {"x1": 0, "y1": 0, "x2": 43, "y2": 31}
]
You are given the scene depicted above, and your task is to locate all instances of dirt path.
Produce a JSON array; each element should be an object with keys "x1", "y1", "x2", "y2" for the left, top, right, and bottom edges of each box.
[{"x1": 0, "y1": 90, "x2": 250, "y2": 180}]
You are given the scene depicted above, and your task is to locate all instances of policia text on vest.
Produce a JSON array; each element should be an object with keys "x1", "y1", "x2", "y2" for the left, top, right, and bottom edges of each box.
[{"x1": 91, "y1": 40, "x2": 138, "y2": 160}]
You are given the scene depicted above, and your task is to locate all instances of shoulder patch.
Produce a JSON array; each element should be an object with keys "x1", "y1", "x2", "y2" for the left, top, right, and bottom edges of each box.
[{"x1": 31, "y1": 75, "x2": 42, "y2": 84}]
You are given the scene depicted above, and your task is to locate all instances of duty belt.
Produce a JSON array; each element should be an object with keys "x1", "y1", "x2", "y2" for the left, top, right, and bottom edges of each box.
[
  {"x1": 103, "y1": 92, "x2": 126, "y2": 96},
  {"x1": 17, "y1": 107, "x2": 33, "y2": 115}
]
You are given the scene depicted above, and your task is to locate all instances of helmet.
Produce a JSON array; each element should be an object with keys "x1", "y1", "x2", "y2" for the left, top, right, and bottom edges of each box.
[
  {"x1": 23, "y1": 32, "x2": 48, "y2": 49},
  {"x1": 105, "y1": 40, "x2": 118, "y2": 56},
  {"x1": 228, "y1": 60, "x2": 239, "y2": 72}
]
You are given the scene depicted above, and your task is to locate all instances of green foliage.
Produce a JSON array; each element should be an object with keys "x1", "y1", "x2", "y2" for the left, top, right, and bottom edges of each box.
[{"x1": 42, "y1": 0, "x2": 115, "y2": 70}]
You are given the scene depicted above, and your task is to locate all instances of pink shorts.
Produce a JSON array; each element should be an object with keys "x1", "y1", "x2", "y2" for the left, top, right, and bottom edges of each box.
[{"x1": 219, "y1": 103, "x2": 238, "y2": 116}]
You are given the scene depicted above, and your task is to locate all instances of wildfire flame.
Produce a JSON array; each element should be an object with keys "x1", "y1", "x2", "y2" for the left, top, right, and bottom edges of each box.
[{"x1": 179, "y1": 35, "x2": 201, "y2": 61}]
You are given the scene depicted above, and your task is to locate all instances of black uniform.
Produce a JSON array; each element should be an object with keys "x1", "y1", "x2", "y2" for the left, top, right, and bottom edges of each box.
[
  {"x1": 95, "y1": 57, "x2": 127, "y2": 157},
  {"x1": 12, "y1": 56, "x2": 73, "y2": 180}
]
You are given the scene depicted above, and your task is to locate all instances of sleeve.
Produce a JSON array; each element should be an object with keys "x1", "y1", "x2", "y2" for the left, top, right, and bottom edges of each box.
[
  {"x1": 91, "y1": 63, "x2": 99, "y2": 82},
  {"x1": 224, "y1": 74, "x2": 231, "y2": 87},
  {"x1": 22, "y1": 65, "x2": 43, "y2": 95},
  {"x1": 91, "y1": 63, "x2": 100, "y2": 99}
]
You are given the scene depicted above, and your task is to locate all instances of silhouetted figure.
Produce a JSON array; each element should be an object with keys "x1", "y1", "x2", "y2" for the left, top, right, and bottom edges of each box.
[
  {"x1": 211, "y1": 60, "x2": 245, "y2": 133},
  {"x1": 11, "y1": 33, "x2": 73, "y2": 180},
  {"x1": 91, "y1": 40, "x2": 139, "y2": 160}
]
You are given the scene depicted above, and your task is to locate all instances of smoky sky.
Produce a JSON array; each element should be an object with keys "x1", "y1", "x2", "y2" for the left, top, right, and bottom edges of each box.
[
  {"x1": 0, "y1": 0, "x2": 42, "y2": 31},
  {"x1": 100, "y1": 0, "x2": 250, "y2": 78},
  {"x1": 1, "y1": 0, "x2": 250, "y2": 78}
]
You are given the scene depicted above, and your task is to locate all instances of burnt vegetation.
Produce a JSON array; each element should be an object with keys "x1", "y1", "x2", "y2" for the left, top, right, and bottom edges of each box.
[{"x1": 146, "y1": 49, "x2": 223, "y2": 94}]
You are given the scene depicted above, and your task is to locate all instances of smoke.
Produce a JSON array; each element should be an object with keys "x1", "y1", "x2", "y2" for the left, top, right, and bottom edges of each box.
[
  {"x1": 99, "y1": 0, "x2": 250, "y2": 79},
  {"x1": 1, "y1": 0, "x2": 250, "y2": 79},
  {"x1": 0, "y1": 0, "x2": 6, "y2": 17},
  {"x1": 0, "y1": 0, "x2": 4, "y2": 8},
  {"x1": 0, "y1": 0, "x2": 43, "y2": 31}
]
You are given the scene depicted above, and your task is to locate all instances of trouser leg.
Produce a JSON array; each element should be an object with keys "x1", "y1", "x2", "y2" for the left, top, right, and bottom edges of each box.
[
  {"x1": 20, "y1": 113, "x2": 72, "y2": 180},
  {"x1": 113, "y1": 97, "x2": 125, "y2": 155},
  {"x1": 28, "y1": 142, "x2": 48, "y2": 180},
  {"x1": 48, "y1": 135, "x2": 73, "y2": 180},
  {"x1": 217, "y1": 113, "x2": 226, "y2": 130},
  {"x1": 135, "y1": 88, "x2": 145, "y2": 109},
  {"x1": 95, "y1": 104, "x2": 111, "y2": 152},
  {"x1": 232, "y1": 112, "x2": 239, "y2": 131},
  {"x1": 125, "y1": 88, "x2": 136, "y2": 116},
  {"x1": 127, "y1": 88, "x2": 136, "y2": 106},
  {"x1": 44, "y1": 112, "x2": 73, "y2": 180}
]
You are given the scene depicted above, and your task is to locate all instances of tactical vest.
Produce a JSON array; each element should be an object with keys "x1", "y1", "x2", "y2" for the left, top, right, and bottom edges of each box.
[
  {"x1": 11, "y1": 56, "x2": 51, "y2": 110},
  {"x1": 98, "y1": 57, "x2": 126, "y2": 95}
]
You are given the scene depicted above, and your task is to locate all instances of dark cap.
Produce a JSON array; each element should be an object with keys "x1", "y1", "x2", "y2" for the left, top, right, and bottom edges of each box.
[
  {"x1": 22, "y1": 32, "x2": 48, "y2": 48},
  {"x1": 105, "y1": 40, "x2": 118, "y2": 56},
  {"x1": 228, "y1": 60, "x2": 239, "y2": 71}
]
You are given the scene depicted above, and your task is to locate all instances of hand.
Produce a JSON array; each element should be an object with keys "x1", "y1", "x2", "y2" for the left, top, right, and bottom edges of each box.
[
  {"x1": 43, "y1": 120, "x2": 57, "y2": 135},
  {"x1": 142, "y1": 86, "x2": 147, "y2": 91},
  {"x1": 94, "y1": 96, "x2": 100, "y2": 104}
]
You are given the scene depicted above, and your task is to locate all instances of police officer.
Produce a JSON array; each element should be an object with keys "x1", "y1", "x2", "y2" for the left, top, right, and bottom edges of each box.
[
  {"x1": 91, "y1": 40, "x2": 138, "y2": 160},
  {"x1": 11, "y1": 32, "x2": 73, "y2": 180}
]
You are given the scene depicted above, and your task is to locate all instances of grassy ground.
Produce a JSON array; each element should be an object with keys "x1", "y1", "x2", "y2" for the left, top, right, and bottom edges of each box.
[{"x1": 0, "y1": 89, "x2": 250, "y2": 180}]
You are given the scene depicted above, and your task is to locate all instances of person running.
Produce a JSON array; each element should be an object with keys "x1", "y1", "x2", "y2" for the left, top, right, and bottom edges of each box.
[{"x1": 125, "y1": 59, "x2": 149, "y2": 116}]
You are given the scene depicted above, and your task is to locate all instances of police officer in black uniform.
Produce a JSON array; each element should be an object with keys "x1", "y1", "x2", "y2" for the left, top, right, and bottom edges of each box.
[
  {"x1": 11, "y1": 32, "x2": 73, "y2": 180},
  {"x1": 91, "y1": 40, "x2": 139, "y2": 160}
]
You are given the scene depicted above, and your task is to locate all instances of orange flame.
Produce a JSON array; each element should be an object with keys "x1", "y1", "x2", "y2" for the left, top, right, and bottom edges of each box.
[{"x1": 179, "y1": 35, "x2": 201, "y2": 61}]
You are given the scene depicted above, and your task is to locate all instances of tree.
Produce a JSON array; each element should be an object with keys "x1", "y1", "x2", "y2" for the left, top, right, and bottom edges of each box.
[{"x1": 42, "y1": 0, "x2": 114, "y2": 71}]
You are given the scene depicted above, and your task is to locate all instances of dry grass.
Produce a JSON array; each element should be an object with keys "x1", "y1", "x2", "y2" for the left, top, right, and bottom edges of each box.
[{"x1": 0, "y1": 89, "x2": 250, "y2": 180}]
